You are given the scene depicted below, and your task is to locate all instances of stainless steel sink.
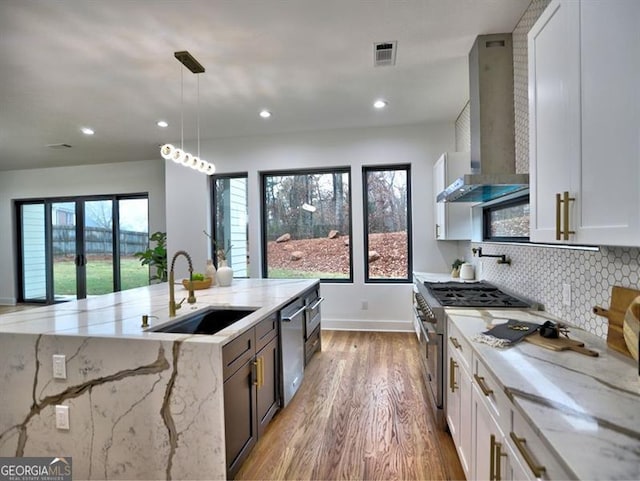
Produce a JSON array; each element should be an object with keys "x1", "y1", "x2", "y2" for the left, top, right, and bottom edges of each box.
[{"x1": 151, "y1": 307, "x2": 257, "y2": 334}]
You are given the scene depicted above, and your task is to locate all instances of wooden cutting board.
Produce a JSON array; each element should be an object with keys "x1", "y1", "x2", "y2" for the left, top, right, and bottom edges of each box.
[
  {"x1": 593, "y1": 285, "x2": 640, "y2": 357},
  {"x1": 525, "y1": 334, "x2": 599, "y2": 357}
]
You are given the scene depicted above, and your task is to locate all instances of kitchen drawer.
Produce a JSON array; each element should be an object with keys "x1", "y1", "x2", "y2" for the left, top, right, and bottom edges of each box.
[
  {"x1": 304, "y1": 325, "x2": 321, "y2": 365},
  {"x1": 510, "y1": 407, "x2": 571, "y2": 480},
  {"x1": 447, "y1": 318, "x2": 472, "y2": 370},
  {"x1": 304, "y1": 289, "x2": 323, "y2": 338},
  {"x1": 255, "y1": 314, "x2": 278, "y2": 351},
  {"x1": 222, "y1": 329, "x2": 255, "y2": 382},
  {"x1": 473, "y1": 354, "x2": 511, "y2": 434}
]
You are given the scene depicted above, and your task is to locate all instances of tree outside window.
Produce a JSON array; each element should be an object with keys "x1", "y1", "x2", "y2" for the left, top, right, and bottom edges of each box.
[
  {"x1": 262, "y1": 168, "x2": 352, "y2": 281},
  {"x1": 363, "y1": 165, "x2": 412, "y2": 282}
]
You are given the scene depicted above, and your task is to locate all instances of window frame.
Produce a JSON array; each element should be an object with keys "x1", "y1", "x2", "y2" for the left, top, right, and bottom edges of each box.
[
  {"x1": 362, "y1": 164, "x2": 413, "y2": 283},
  {"x1": 210, "y1": 172, "x2": 249, "y2": 276},
  {"x1": 260, "y1": 167, "x2": 353, "y2": 283},
  {"x1": 482, "y1": 194, "x2": 530, "y2": 243}
]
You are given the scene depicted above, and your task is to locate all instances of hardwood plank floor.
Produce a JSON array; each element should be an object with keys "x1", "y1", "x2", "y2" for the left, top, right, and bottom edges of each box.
[{"x1": 236, "y1": 330, "x2": 465, "y2": 481}]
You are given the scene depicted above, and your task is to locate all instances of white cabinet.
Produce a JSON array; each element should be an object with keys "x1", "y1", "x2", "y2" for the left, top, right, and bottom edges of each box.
[
  {"x1": 529, "y1": 0, "x2": 640, "y2": 246},
  {"x1": 434, "y1": 153, "x2": 472, "y2": 240},
  {"x1": 446, "y1": 322, "x2": 472, "y2": 478}
]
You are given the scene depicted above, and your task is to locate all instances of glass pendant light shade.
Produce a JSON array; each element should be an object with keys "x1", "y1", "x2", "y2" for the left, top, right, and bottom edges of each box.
[
  {"x1": 189, "y1": 156, "x2": 199, "y2": 169},
  {"x1": 182, "y1": 152, "x2": 193, "y2": 166},
  {"x1": 171, "y1": 148, "x2": 186, "y2": 163},
  {"x1": 197, "y1": 159, "x2": 208, "y2": 172},
  {"x1": 160, "y1": 144, "x2": 175, "y2": 160},
  {"x1": 205, "y1": 163, "x2": 216, "y2": 175}
]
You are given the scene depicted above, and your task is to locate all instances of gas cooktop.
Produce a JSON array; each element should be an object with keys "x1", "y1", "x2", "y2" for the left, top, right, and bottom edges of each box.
[{"x1": 424, "y1": 281, "x2": 531, "y2": 308}]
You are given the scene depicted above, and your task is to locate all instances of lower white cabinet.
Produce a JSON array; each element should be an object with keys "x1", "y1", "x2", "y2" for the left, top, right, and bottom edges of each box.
[
  {"x1": 446, "y1": 332, "x2": 472, "y2": 478},
  {"x1": 446, "y1": 321, "x2": 572, "y2": 480}
]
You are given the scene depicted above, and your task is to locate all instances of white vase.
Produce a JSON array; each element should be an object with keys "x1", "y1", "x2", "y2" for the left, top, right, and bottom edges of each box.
[
  {"x1": 205, "y1": 259, "x2": 217, "y2": 285},
  {"x1": 216, "y1": 260, "x2": 233, "y2": 287}
]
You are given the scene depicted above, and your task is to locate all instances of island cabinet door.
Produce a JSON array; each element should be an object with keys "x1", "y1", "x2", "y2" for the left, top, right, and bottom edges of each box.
[
  {"x1": 256, "y1": 334, "x2": 280, "y2": 437},
  {"x1": 224, "y1": 359, "x2": 258, "y2": 479}
]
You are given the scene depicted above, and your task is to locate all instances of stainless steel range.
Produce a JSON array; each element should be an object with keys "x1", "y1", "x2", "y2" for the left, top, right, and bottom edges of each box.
[{"x1": 413, "y1": 279, "x2": 531, "y2": 429}]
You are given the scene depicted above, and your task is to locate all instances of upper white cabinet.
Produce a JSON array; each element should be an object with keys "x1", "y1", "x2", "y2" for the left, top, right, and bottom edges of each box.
[
  {"x1": 529, "y1": 0, "x2": 640, "y2": 246},
  {"x1": 433, "y1": 152, "x2": 472, "y2": 240}
]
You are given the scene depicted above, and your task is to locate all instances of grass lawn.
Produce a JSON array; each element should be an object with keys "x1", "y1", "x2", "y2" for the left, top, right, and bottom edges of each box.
[{"x1": 54, "y1": 257, "x2": 149, "y2": 295}]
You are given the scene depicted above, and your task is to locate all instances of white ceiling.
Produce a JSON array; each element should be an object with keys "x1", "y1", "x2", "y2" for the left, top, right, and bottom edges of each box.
[{"x1": 0, "y1": 0, "x2": 530, "y2": 172}]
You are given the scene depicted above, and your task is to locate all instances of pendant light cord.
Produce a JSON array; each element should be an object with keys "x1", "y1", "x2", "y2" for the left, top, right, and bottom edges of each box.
[
  {"x1": 180, "y1": 65, "x2": 184, "y2": 151},
  {"x1": 197, "y1": 74, "x2": 201, "y2": 159}
]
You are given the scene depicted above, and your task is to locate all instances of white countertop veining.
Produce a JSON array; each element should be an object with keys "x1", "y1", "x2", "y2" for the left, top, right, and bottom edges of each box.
[
  {"x1": 0, "y1": 278, "x2": 319, "y2": 343},
  {"x1": 446, "y1": 308, "x2": 640, "y2": 480}
]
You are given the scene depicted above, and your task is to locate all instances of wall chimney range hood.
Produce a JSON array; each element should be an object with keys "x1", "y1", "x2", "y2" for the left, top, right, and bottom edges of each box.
[{"x1": 437, "y1": 33, "x2": 529, "y2": 203}]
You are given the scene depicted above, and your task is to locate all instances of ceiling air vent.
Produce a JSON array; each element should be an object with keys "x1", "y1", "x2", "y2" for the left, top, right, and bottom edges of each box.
[
  {"x1": 46, "y1": 143, "x2": 72, "y2": 149},
  {"x1": 373, "y1": 41, "x2": 397, "y2": 67}
]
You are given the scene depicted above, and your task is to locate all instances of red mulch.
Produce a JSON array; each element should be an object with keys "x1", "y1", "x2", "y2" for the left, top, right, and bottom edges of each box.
[{"x1": 267, "y1": 231, "x2": 408, "y2": 278}]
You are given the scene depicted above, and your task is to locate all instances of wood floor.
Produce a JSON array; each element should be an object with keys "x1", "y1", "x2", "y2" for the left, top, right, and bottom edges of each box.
[{"x1": 236, "y1": 330, "x2": 465, "y2": 481}]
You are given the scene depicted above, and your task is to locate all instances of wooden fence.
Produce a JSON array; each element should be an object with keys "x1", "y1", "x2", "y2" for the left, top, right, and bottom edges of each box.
[{"x1": 53, "y1": 226, "x2": 148, "y2": 256}]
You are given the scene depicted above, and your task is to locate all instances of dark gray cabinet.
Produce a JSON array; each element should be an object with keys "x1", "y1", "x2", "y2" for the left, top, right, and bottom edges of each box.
[{"x1": 223, "y1": 315, "x2": 280, "y2": 479}]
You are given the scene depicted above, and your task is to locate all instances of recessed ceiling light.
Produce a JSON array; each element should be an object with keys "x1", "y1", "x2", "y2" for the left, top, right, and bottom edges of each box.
[
  {"x1": 259, "y1": 110, "x2": 272, "y2": 119},
  {"x1": 81, "y1": 127, "x2": 95, "y2": 135},
  {"x1": 157, "y1": 120, "x2": 169, "y2": 128},
  {"x1": 373, "y1": 99, "x2": 388, "y2": 109}
]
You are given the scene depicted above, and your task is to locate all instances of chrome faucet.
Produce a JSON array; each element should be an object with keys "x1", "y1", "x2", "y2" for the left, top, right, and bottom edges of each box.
[{"x1": 169, "y1": 250, "x2": 197, "y2": 316}]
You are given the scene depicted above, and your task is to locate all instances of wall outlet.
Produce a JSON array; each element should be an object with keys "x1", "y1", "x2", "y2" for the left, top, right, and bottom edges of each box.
[
  {"x1": 53, "y1": 354, "x2": 66, "y2": 379},
  {"x1": 562, "y1": 283, "x2": 571, "y2": 307},
  {"x1": 361, "y1": 300, "x2": 368, "y2": 310},
  {"x1": 55, "y1": 405, "x2": 69, "y2": 430}
]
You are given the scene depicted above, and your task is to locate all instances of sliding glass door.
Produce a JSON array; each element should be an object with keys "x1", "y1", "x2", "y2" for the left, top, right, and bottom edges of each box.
[{"x1": 17, "y1": 194, "x2": 149, "y2": 303}]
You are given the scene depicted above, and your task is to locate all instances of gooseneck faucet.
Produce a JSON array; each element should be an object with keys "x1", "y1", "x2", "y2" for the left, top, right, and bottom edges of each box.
[
  {"x1": 472, "y1": 247, "x2": 511, "y2": 265},
  {"x1": 169, "y1": 250, "x2": 197, "y2": 316}
]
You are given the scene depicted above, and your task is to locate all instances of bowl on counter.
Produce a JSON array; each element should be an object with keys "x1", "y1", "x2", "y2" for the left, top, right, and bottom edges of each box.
[{"x1": 182, "y1": 278, "x2": 212, "y2": 290}]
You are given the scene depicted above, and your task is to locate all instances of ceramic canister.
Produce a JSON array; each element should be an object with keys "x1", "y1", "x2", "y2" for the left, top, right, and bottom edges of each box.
[{"x1": 460, "y1": 263, "x2": 475, "y2": 280}]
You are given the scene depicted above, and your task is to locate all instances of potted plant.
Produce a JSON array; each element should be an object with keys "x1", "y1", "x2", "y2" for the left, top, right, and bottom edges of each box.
[
  {"x1": 451, "y1": 258, "x2": 464, "y2": 278},
  {"x1": 134, "y1": 232, "x2": 168, "y2": 283}
]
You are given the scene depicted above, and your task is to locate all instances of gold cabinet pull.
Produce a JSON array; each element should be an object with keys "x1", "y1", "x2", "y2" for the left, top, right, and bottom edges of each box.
[
  {"x1": 555, "y1": 193, "x2": 562, "y2": 240},
  {"x1": 449, "y1": 357, "x2": 458, "y2": 392},
  {"x1": 254, "y1": 357, "x2": 264, "y2": 388},
  {"x1": 490, "y1": 434, "x2": 497, "y2": 481},
  {"x1": 562, "y1": 191, "x2": 575, "y2": 240},
  {"x1": 495, "y1": 439, "x2": 505, "y2": 481},
  {"x1": 449, "y1": 336, "x2": 462, "y2": 350},
  {"x1": 510, "y1": 432, "x2": 546, "y2": 478},
  {"x1": 474, "y1": 374, "x2": 494, "y2": 396}
]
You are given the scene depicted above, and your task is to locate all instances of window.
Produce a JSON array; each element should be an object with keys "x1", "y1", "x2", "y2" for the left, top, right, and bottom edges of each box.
[
  {"x1": 483, "y1": 195, "x2": 530, "y2": 242},
  {"x1": 261, "y1": 168, "x2": 352, "y2": 281},
  {"x1": 212, "y1": 174, "x2": 249, "y2": 277},
  {"x1": 363, "y1": 165, "x2": 412, "y2": 282}
]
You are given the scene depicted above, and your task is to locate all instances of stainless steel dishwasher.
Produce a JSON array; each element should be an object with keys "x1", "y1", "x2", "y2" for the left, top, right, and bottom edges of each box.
[{"x1": 280, "y1": 298, "x2": 306, "y2": 406}]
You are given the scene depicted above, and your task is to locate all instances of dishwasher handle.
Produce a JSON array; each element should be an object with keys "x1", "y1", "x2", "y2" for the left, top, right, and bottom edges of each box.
[
  {"x1": 307, "y1": 296, "x2": 325, "y2": 311},
  {"x1": 281, "y1": 305, "x2": 306, "y2": 322}
]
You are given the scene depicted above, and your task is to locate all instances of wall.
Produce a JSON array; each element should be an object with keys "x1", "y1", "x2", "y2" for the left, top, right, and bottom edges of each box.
[
  {"x1": 457, "y1": 0, "x2": 640, "y2": 338},
  {"x1": 165, "y1": 122, "x2": 461, "y2": 331},
  {"x1": 0, "y1": 159, "x2": 166, "y2": 304}
]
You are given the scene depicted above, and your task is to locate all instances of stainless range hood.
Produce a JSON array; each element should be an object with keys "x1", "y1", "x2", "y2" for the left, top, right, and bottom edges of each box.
[{"x1": 437, "y1": 33, "x2": 529, "y2": 203}]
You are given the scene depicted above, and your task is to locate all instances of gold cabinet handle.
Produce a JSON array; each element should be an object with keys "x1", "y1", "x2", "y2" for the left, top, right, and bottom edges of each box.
[
  {"x1": 510, "y1": 432, "x2": 546, "y2": 478},
  {"x1": 474, "y1": 374, "x2": 494, "y2": 396},
  {"x1": 562, "y1": 191, "x2": 575, "y2": 240},
  {"x1": 490, "y1": 434, "x2": 496, "y2": 481},
  {"x1": 449, "y1": 336, "x2": 462, "y2": 350},
  {"x1": 495, "y1": 439, "x2": 505, "y2": 481},
  {"x1": 555, "y1": 193, "x2": 561, "y2": 241},
  {"x1": 254, "y1": 357, "x2": 264, "y2": 388},
  {"x1": 449, "y1": 357, "x2": 458, "y2": 392}
]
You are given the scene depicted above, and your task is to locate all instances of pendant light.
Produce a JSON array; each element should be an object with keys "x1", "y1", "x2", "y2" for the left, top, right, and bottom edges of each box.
[{"x1": 160, "y1": 51, "x2": 216, "y2": 176}]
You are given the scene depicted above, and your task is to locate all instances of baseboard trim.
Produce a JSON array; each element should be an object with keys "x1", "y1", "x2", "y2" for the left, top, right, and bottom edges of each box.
[
  {"x1": 0, "y1": 298, "x2": 17, "y2": 306},
  {"x1": 322, "y1": 318, "x2": 413, "y2": 332}
]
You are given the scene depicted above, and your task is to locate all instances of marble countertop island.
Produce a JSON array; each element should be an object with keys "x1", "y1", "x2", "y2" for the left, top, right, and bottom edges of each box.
[
  {"x1": 0, "y1": 278, "x2": 319, "y2": 342},
  {"x1": 446, "y1": 308, "x2": 640, "y2": 480},
  {"x1": 0, "y1": 279, "x2": 318, "y2": 481}
]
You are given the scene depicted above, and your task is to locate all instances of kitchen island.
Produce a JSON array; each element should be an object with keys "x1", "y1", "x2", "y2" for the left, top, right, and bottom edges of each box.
[
  {"x1": 446, "y1": 308, "x2": 639, "y2": 480},
  {"x1": 0, "y1": 278, "x2": 318, "y2": 480}
]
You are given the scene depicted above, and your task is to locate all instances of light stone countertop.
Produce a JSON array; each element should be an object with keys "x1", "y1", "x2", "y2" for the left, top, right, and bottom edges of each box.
[
  {"x1": 446, "y1": 308, "x2": 640, "y2": 481},
  {"x1": 0, "y1": 278, "x2": 319, "y2": 344}
]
